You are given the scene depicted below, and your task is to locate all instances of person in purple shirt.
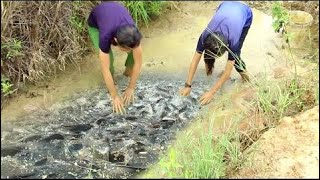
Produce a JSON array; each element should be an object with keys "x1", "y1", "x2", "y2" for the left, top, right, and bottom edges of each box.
[
  {"x1": 180, "y1": 1, "x2": 253, "y2": 105},
  {"x1": 87, "y1": 2, "x2": 143, "y2": 114}
]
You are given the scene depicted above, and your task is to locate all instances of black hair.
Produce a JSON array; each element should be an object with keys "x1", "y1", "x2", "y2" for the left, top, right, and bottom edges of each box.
[
  {"x1": 204, "y1": 53, "x2": 215, "y2": 76},
  {"x1": 116, "y1": 24, "x2": 142, "y2": 49},
  {"x1": 203, "y1": 32, "x2": 227, "y2": 76}
]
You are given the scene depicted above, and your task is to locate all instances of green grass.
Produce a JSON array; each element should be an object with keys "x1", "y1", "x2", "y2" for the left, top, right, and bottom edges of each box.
[
  {"x1": 1, "y1": 38, "x2": 22, "y2": 97},
  {"x1": 122, "y1": 1, "x2": 166, "y2": 27},
  {"x1": 140, "y1": 101, "x2": 245, "y2": 178},
  {"x1": 1, "y1": 75, "x2": 16, "y2": 97},
  {"x1": 141, "y1": 73, "x2": 315, "y2": 178},
  {"x1": 255, "y1": 78, "x2": 307, "y2": 124},
  {"x1": 70, "y1": 1, "x2": 91, "y2": 35},
  {"x1": 1, "y1": 38, "x2": 23, "y2": 60},
  {"x1": 271, "y1": 1, "x2": 289, "y2": 33}
]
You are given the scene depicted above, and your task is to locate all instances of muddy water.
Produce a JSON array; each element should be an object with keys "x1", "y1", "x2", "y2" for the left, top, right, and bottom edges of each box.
[
  {"x1": 1, "y1": 78, "x2": 210, "y2": 179},
  {"x1": 1, "y1": 2, "x2": 286, "y2": 179}
]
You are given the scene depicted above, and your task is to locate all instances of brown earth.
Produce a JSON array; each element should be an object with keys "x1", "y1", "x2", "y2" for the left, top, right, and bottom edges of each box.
[
  {"x1": 229, "y1": 3, "x2": 319, "y2": 178},
  {"x1": 231, "y1": 105, "x2": 319, "y2": 178}
]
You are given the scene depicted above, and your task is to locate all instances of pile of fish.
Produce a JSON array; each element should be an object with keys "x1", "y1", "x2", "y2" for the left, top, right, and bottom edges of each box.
[{"x1": 1, "y1": 79, "x2": 208, "y2": 179}]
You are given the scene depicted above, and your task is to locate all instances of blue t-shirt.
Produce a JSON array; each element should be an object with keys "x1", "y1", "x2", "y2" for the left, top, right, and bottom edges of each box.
[
  {"x1": 196, "y1": 1, "x2": 253, "y2": 60},
  {"x1": 87, "y1": 2, "x2": 135, "y2": 53}
]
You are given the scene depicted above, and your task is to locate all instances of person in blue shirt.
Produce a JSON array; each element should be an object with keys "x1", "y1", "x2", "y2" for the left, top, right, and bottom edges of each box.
[{"x1": 179, "y1": 1, "x2": 253, "y2": 105}]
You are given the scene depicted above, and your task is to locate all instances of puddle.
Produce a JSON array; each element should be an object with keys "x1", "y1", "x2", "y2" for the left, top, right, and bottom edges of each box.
[{"x1": 0, "y1": 2, "x2": 293, "y2": 179}]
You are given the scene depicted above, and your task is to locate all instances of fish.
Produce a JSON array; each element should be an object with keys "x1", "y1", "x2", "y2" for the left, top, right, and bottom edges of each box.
[
  {"x1": 40, "y1": 134, "x2": 64, "y2": 143},
  {"x1": 63, "y1": 124, "x2": 93, "y2": 134},
  {"x1": 68, "y1": 143, "x2": 83, "y2": 152},
  {"x1": 21, "y1": 135, "x2": 42, "y2": 143},
  {"x1": 1, "y1": 146, "x2": 25, "y2": 157},
  {"x1": 34, "y1": 158, "x2": 48, "y2": 166},
  {"x1": 1, "y1": 79, "x2": 205, "y2": 179}
]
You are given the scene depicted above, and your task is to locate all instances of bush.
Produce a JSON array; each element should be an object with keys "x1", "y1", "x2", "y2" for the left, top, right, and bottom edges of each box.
[
  {"x1": 1, "y1": 1, "x2": 98, "y2": 89},
  {"x1": 1, "y1": 1, "x2": 166, "y2": 100},
  {"x1": 271, "y1": 2, "x2": 289, "y2": 33},
  {"x1": 1, "y1": 75, "x2": 16, "y2": 97},
  {"x1": 122, "y1": 1, "x2": 166, "y2": 27}
]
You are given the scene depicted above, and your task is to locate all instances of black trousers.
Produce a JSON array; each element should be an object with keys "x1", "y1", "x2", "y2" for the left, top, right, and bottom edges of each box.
[
  {"x1": 203, "y1": 26, "x2": 251, "y2": 73},
  {"x1": 232, "y1": 26, "x2": 250, "y2": 73}
]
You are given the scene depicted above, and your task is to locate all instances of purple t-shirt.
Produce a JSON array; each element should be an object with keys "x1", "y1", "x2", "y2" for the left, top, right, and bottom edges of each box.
[
  {"x1": 196, "y1": 1, "x2": 253, "y2": 60},
  {"x1": 87, "y1": 2, "x2": 135, "y2": 53}
]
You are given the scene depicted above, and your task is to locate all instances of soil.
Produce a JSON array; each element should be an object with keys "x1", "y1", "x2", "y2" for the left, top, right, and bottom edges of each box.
[
  {"x1": 231, "y1": 106, "x2": 319, "y2": 178},
  {"x1": 230, "y1": 3, "x2": 319, "y2": 178}
]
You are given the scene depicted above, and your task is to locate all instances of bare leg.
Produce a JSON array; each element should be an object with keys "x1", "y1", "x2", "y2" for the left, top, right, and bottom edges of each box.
[
  {"x1": 124, "y1": 52, "x2": 134, "y2": 77},
  {"x1": 239, "y1": 71, "x2": 250, "y2": 83},
  {"x1": 123, "y1": 66, "x2": 133, "y2": 77}
]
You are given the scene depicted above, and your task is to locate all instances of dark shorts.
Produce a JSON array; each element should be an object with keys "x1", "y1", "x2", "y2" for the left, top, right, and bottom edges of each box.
[
  {"x1": 203, "y1": 26, "x2": 250, "y2": 73},
  {"x1": 229, "y1": 26, "x2": 250, "y2": 72}
]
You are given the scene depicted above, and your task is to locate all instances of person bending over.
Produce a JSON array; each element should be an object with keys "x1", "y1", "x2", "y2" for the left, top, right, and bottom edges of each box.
[
  {"x1": 180, "y1": 1, "x2": 253, "y2": 105},
  {"x1": 88, "y1": 2, "x2": 143, "y2": 114}
]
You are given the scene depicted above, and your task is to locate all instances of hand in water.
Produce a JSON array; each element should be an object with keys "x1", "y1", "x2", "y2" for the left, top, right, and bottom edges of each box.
[
  {"x1": 179, "y1": 87, "x2": 191, "y2": 96},
  {"x1": 199, "y1": 91, "x2": 214, "y2": 105},
  {"x1": 112, "y1": 95, "x2": 126, "y2": 114},
  {"x1": 123, "y1": 87, "x2": 135, "y2": 106}
]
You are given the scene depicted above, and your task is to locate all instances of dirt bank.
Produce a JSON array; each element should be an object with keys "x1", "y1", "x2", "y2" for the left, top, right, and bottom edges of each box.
[{"x1": 231, "y1": 105, "x2": 319, "y2": 178}]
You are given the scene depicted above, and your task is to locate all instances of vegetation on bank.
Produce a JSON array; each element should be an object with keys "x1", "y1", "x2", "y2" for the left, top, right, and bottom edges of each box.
[
  {"x1": 1, "y1": 1, "x2": 96, "y2": 99},
  {"x1": 1, "y1": 1, "x2": 167, "y2": 102},
  {"x1": 140, "y1": 2, "x2": 318, "y2": 178},
  {"x1": 141, "y1": 73, "x2": 317, "y2": 178},
  {"x1": 123, "y1": 1, "x2": 165, "y2": 27}
]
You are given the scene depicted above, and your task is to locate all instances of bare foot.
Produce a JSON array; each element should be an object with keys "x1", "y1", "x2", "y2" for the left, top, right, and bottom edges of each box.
[{"x1": 123, "y1": 67, "x2": 133, "y2": 77}]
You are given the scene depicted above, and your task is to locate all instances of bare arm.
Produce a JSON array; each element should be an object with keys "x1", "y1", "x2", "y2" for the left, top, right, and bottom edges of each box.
[
  {"x1": 209, "y1": 60, "x2": 234, "y2": 94},
  {"x1": 186, "y1": 51, "x2": 202, "y2": 85},
  {"x1": 180, "y1": 51, "x2": 202, "y2": 96},
  {"x1": 99, "y1": 50, "x2": 118, "y2": 97},
  {"x1": 99, "y1": 49, "x2": 125, "y2": 114},
  {"x1": 199, "y1": 60, "x2": 234, "y2": 105},
  {"x1": 128, "y1": 44, "x2": 142, "y2": 89},
  {"x1": 123, "y1": 44, "x2": 142, "y2": 105}
]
